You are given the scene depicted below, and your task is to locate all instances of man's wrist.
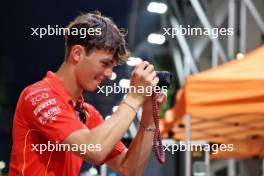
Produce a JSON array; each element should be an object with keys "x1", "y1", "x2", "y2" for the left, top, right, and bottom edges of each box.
[
  {"x1": 139, "y1": 122, "x2": 156, "y2": 132},
  {"x1": 125, "y1": 93, "x2": 143, "y2": 110},
  {"x1": 140, "y1": 116, "x2": 155, "y2": 127},
  {"x1": 142, "y1": 101, "x2": 152, "y2": 112},
  {"x1": 122, "y1": 101, "x2": 138, "y2": 114}
]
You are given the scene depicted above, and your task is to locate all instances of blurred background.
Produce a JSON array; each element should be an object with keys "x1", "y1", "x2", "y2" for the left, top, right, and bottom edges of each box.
[{"x1": 1, "y1": 0, "x2": 264, "y2": 175}]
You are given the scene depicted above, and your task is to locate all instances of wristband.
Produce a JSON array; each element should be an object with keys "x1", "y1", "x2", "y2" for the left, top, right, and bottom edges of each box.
[
  {"x1": 139, "y1": 122, "x2": 156, "y2": 132},
  {"x1": 122, "y1": 101, "x2": 138, "y2": 114}
]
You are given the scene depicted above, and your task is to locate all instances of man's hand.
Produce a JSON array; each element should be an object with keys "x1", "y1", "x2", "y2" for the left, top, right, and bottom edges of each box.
[
  {"x1": 144, "y1": 90, "x2": 167, "y2": 110},
  {"x1": 128, "y1": 61, "x2": 159, "y2": 104},
  {"x1": 141, "y1": 91, "x2": 167, "y2": 126}
]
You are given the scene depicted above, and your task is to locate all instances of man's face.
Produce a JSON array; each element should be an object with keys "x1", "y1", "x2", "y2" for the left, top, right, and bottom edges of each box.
[{"x1": 74, "y1": 49, "x2": 116, "y2": 92}]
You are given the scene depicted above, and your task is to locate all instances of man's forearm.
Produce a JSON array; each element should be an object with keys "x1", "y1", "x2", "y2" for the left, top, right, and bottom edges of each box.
[
  {"x1": 120, "y1": 109, "x2": 155, "y2": 176},
  {"x1": 86, "y1": 94, "x2": 142, "y2": 160}
]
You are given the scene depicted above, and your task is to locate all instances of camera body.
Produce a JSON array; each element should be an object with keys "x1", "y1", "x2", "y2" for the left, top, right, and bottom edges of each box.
[{"x1": 156, "y1": 71, "x2": 173, "y2": 88}]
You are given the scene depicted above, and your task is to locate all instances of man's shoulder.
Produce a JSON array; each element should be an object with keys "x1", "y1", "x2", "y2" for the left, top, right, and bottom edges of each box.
[{"x1": 22, "y1": 80, "x2": 52, "y2": 101}]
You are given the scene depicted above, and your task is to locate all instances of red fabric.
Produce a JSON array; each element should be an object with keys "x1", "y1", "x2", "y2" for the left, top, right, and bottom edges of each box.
[{"x1": 9, "y1": 71, "x2": 126, "y2": 176}]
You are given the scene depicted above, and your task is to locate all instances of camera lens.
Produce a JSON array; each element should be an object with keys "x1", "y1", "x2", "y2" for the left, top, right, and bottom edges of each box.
[{"x1": 156, "y1": 71, "x2": 173, "y2": 88}]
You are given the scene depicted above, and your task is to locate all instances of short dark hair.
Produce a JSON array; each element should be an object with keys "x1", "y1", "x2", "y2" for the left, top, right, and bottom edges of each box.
[{"x1": 64, "y1": 12, "x2": 129, "y2": 64}]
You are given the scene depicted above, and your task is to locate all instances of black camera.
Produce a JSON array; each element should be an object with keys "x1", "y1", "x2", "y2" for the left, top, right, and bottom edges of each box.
[{"x1": 156, "y1": 71, "x2": 173, "y2": 88}]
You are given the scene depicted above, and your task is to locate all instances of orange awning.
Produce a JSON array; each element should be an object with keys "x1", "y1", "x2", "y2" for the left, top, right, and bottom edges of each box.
[{"x1": 163, "y1": 45, "x2": 264, "y2": 159}]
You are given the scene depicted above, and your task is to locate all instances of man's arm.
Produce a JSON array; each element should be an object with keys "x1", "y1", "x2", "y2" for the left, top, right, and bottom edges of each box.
[
  {"x1": 62, "y1": 94, "x2": 142, "y2": 164},
  {"x1": 106, "y1": 93, "x2": 166, "y2": 176},
  {"x1": 63, "y1": 61, "x2": 159, "y2": 165},
  {"x1": 106, "y1": 117, "x2": 154, "y2": 176}
]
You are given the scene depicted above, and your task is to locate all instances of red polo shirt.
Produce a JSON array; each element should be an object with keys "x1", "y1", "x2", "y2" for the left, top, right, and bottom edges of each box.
[{"x1": 9, "y1": 71, "x2": 126, "y2": 176}]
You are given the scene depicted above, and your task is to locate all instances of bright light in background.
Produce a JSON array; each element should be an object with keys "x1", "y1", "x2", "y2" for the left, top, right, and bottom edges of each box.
[
  {"x1": 124, "y1": 132, "x2": 129, "y2": 138},
  {"x1": 236, "y1": 53, "x2": 244, "y2": 60},
  {"x1": 88, "y1": 167, "x2": 98, "y2": 176},
  {"x1": 112, "y1": 106, "x2": 118, "y2": 112},
  {"x1": 110, "y1": 72, "x2": 117, "y2": 80},
  {"x1": 147, "y1": 2, "x2": 168, "y2": 14},
  {"x1": 0, "y1": 161, "x2": 6, "y2": 170},
  {"x1": 119, "y1": 79, "x2": 130, "y2": 89},
  {"x1": 105, "y1": 115, "x2": 111, "y2": 120},
  {"x1": 126, "y1": 57, "x2": 143, "y2": 66},
  {"x1": 147, "y1": 33, "x2": 166, "y2": 45}
]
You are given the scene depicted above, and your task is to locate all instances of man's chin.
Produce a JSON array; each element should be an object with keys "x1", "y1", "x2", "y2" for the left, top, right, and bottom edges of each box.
[{"x1": 85, "y1": 84, "x2": 99, "y2": 92}]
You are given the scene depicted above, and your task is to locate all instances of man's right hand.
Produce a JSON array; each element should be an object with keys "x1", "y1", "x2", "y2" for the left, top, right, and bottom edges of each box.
[{"x1": 128, "y1": 61, "x2": 159, "y2": 104}]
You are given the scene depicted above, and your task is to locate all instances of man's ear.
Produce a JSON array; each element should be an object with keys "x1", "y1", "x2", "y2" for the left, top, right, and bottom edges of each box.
[{"x1": 69, "y1": 45, "x2": 86, "y2": 63}]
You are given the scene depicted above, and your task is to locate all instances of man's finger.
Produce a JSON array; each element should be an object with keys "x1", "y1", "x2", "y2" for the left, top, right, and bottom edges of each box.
[
  {"x1": 136, "y1": 61, "x2": 149, "y2": 71},
  {"x1": 161, "y1": 89, "x2": 167, "y2": 97},
  {"x1": 144, "y1": 64, "x2": 154, "y2": 73}
]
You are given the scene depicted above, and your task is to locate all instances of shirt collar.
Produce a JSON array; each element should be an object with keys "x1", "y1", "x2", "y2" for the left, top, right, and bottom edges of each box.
[{"x1": 43, "y1": 71, "x2": 84, "y2": 107}]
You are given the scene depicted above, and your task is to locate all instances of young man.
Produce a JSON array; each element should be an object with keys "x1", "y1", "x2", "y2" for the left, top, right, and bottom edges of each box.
[{"x1": 9, "y1": 13, "x2": 166, "y2": 176}]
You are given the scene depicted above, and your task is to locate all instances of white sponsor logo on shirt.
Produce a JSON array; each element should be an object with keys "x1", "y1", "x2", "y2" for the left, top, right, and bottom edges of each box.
[
  {"x1": 38, "y1": 106, "x2": 61, "y2": 125},
  {"x1": 37, "y1": 105, "x2": 61, "y2": 125},
  {"x1": 24, "y1": 88, "x2": 50, "y2": 100},
  {"x1": 43, "y1": 105, "x2": 61, "y2": 118},
  {"x1": 38, "y1": 116, "x2": 57, "y2": 125},
  {"x1": 33, "y1": 99, "x2": 56, "y2": 116},
  {"x1": 30, "y1": 93, "x2": 50, "y2": 106}
]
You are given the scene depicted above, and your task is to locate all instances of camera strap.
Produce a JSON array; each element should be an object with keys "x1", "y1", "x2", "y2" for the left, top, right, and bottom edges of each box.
[{"x1": 152, "y1": 92, "x2": 165, "y2": 163}]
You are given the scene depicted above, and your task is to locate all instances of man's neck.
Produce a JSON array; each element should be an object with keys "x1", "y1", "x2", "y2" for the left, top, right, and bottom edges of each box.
[{"x1": 55, "y1": 62, "x2": 82, "y2": 101}]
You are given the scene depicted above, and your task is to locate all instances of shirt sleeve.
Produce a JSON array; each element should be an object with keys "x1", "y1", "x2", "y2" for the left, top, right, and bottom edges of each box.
[
  {"x1": 21, "y1": 87, "x2": 87, "y2": 144},
  {"x1": 83, "y1": 103, "x2": 127, "y2": 162}
]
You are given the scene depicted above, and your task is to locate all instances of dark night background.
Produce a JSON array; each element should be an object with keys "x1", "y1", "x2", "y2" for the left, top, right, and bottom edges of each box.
[
  {"x1": 0, "y1": 0, "x2": 179, "y2": 174},
  {"x1": 0, "y1": 0, "x2": 133, "y2": 173},
  {"x1": 2, "y1": 0, "x2": 264, "y2": 175}
]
